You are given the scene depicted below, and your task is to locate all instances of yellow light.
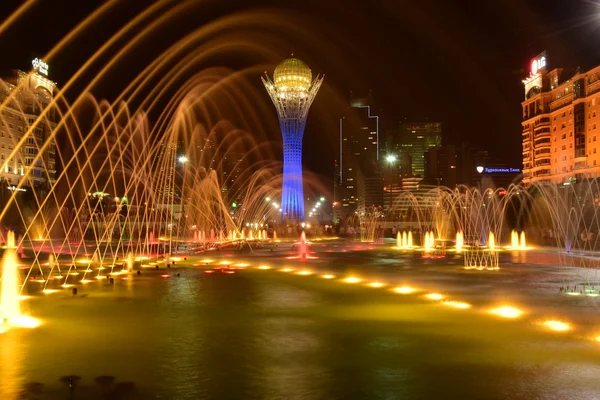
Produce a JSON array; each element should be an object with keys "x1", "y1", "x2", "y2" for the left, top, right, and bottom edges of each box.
[
  {"x1": 393, "y1": 286, "x2": 417, "y2": 294},
  {"x1": 61, "y1": 284, "x2": 74, "y2": 288},
  {"x1": 595, "y1": 335, "x2": 600, "y2": 342},
  {"x1": 257, "y1": 265, "x2": 271, "y2": 270},
  {"x1": 297, "y1": 270, "x2": 313, "y2": 276},
  {"x1": 234, "y1": 263, "x2": 249, "y2": 268},
  {"x1": 425, "y1": 293, "x2": 444, "y2": 300},
  {"x1": 42, "y1": 289, "x2": 58, "y2": 294},
  {"x1": 80, "y1": 279, "x2": 92, "y2": 283},
  {"x1": 10, "y1": 315, "x2": 41, "y2": 329},
  {"x1": 76, "y1": 258, "x2": 90, "y2": 264},
  {"x1": 489, "y1": 306, "x2": 522, "y2": 319},
  {"x1": 542, "y1": 320, "x2": 571, "y2": 332},
  {"x1": 442, "y1": 301, "x2": 471, "y2": 309},
  {"x1": 368, "y1": 281, "x2": 385, "y2": 288},
  {"x1": 280, "y1": 268, "x2": 294, "y2": 273},
  {"x1": 321, "y1": 274, "x2": 335, "y2": 279},
  {"x1": 220, "y1": 261, "x2": 231, "y2": 265},
  {"x1": 17, "y1": 295, "x2": 30, "y2": 301},
  {"x1": 96, "y1": 275, "x2": 107, "y2": 280},
  {"x1": 344, "y1": 277, "x2": 362, "y2": 284}
]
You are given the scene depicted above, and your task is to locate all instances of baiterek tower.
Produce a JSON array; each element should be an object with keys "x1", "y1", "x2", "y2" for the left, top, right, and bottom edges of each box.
[{"x1": 262, "y1": 57, "x2": 323, "y2": 221}]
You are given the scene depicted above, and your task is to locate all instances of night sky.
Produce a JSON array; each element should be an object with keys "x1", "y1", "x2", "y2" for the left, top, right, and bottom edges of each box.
[{"x1": 1, "y1": 0, "x2": 600, "y2": 185}]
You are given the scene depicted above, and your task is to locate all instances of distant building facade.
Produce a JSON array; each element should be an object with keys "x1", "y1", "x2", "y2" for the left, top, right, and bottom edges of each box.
[
  {"x1": 0, "y1": 63, "x2": 57, "y2": 190},
  {"x1": 397, "y1": 121, "x2": 442, "y2": 177},
  {"x1": 425, "y1": 143, "x2": 490, "y2": 188},
  {"x1": 522, "y1": 51, "x2": 600, "y2": 185},
  {"x1": 335, "y1": 96, "x2": 381, "y2": 221}
]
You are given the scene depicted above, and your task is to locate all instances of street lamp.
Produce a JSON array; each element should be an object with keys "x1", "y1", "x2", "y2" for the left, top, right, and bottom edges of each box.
[
  {"x1": 385, "y1": 154, "x2": 398, "y2": 216},
  {"x1": 178, "y1": 155, "x2": 188, "y2": 164}
]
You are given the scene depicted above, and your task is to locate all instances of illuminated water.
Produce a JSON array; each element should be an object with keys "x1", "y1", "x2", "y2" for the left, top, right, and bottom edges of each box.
[
  {"x1": 1, "y1": 241, "x2": 600, "y2": 399},
  {"x1": 0, "y1": 232, "x2": 21, "y2": 322}
]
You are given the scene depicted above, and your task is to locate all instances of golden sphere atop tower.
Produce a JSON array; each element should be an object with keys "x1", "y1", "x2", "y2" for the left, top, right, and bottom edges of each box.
[{"x1": 273, "y1": 57, "x2": 312, "y2": 92}]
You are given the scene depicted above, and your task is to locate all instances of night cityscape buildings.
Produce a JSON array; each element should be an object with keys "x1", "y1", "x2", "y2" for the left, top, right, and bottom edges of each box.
[
  {"x1": 395, "y1": 122, "x2": 442, "y2": 178},
  {"x1": 263, "y1": 57, "x2": 323, "y2": 221},
  {"x1": 521, "y1": 52, "x2": 600, "y2": 186},
  {"x1": 0, "y1": 61, "x2": 57, "y2": 190},
  {"x1": 334, "y1": 96, "x2": 381, "y2": 222}
]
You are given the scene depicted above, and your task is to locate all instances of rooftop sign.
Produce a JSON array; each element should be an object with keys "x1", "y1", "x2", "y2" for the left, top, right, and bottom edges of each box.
[
  {"x1": 530, "y1": 52, "x2": 547, "y2": 75},
  {"x1": 32, "y1": 58, "x2": 48, "y2": 76}
]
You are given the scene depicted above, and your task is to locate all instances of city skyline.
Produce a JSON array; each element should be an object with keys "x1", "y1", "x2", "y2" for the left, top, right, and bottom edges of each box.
[{"x1": 2, "y1": 1, "x2": 599, "y2": 186}]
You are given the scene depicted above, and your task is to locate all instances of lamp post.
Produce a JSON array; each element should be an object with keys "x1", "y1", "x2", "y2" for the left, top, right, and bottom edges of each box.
[
  {"x1": 169, "y1": 155, "x2": 187, "y2": 255},
  {"x1": 385, "y1": 155, "x2": 397, "y2": 216}
]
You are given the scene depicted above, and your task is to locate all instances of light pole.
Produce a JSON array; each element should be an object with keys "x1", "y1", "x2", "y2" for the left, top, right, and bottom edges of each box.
[
  {"x1": 169, "y1": 155, "x2": 187, "y2": 255},
  {"x1": 385, "y1": 155, "x2": 397, "y2": 216}
]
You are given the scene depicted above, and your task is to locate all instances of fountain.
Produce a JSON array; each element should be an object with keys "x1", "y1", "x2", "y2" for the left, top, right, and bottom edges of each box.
[
  {"x1": 48, "y1": 254, "x2": 56, "y2": 274},
  {"x1": 1, "y1": 232, "x2": 21, "y2": 323},
  {"x1": 509, "y1": 230, "x2": 528, "y2": 250},
  {"x1": 520, "y1": 231, "x2": 527, "y2": 249},
  {"x1": 126, "y1": 252, "x2": 134, "y2": 273},
  {"x1": 423, "y1": 231, "x2": 435, "y2": 252},
  {"x1": 273, "y1": 231, "x2": 278, "y2": 241},
  {"x1": 464, "y1": 231, "x2": 499, "y2": 270},
  {"x1": 511, "y1": 230, "x2": 519, "y2": 249},
  {"x1": 456, "y1": 231, "x2": 464, "y2": 252},
  {"x1": 396, "y1": 231, "x2": 413, "y2": 250},
  {"x1": 91, "y1": 250, "x2": 100, "y2": 269},
  {"x1": 298, "y1": 231, "x2": 308, "y2": 259},
  {"x1": 488, "y1": 232, "x2": 496, "y2": 251}
]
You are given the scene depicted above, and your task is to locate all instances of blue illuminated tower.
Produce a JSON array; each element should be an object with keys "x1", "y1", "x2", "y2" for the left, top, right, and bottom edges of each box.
[{"x1": 262, "y1": 58, "x2": 323, "y2": 220}]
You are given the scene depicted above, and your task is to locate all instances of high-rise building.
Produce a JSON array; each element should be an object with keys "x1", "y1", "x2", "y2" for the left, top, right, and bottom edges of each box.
[
  {"x1": 335, "y1": 96, "x2": 382, "y2": 221},
  {"x1": 0, "y1": 60, "x2": 57, "y2": 190},
  {"x1": 263, "y1": 58, "x2": 323, "y2": 220},
  {"x1": 397, "y1": 121, "x2": 442, "y2": 177},
  {"x1": 521, "y1": 52, "x2": 600, "y2": 185},
  {"x1": 424, "y1": 143, "x2": 490, "y2": 188}
]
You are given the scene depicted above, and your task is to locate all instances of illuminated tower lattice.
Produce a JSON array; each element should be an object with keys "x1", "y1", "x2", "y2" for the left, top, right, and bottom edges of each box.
[{"x1": 262, "y1": 57, "x2": 323, "y2": 220}]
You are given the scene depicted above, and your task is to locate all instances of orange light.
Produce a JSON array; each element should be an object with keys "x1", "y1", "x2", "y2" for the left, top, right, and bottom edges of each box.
[
  {"x1": 542, "y1": 320, "x2": 570, "y2": 332},
  {"x1": 489, "y1": 306, "x2": 522, "y2": 319},
  {"x1": 392, "y1": 286, "x2": 417, "y2": 294},
  {"x1": 442, "y1": 301, "x2": 471, "y2": 309}
]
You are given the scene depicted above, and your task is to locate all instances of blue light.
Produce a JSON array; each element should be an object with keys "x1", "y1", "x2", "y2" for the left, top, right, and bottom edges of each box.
[{"x1": 281, "y1": 119, "x2": 305, "y2": 220}]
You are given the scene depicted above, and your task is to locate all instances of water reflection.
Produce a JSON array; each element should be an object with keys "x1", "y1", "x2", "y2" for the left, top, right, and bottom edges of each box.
[{"x1": 0, "y1": 330, "x2": 24, "y2": 398}]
